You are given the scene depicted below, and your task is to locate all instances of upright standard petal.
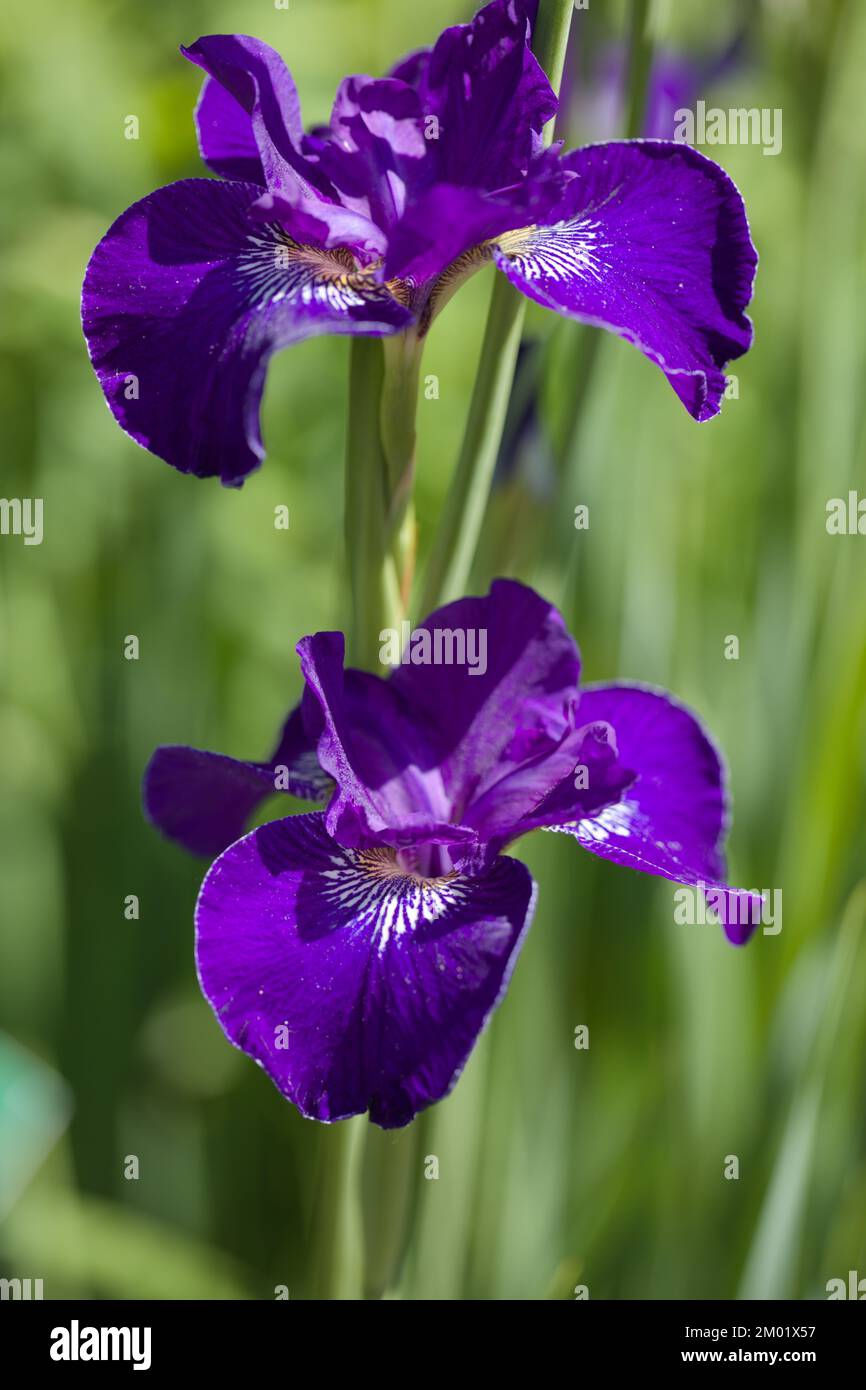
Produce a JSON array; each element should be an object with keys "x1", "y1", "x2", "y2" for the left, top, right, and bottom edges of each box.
[
  {"x1": 297, "y1": 632, "x2": 469, "y2": 852},
  {"x1": 81, "y1": 178, "x2": 412, "y2": 483},
  {"x1": 143, "y1": 704, "x2": 331, "y2": 857},
  {"x1": 311, "y1": 76, "x2": 430, "y2": 233},
  {"x1": 193, "y1": 75, "x2": 265, "y2": 183},
  {"x1": 544, "y1": 683, "x2": 761, "y2": 943},
  {"x1": 388, "y1": 48, "x2": 431, "y2": 90},
  {"x1": 419, "y1": 0, "x2": 557, "y2": 190},
  {"x1": 480, "y1": 717, "x2": 636, "y2": 853},
  {"x1": 186, "y1": 38, "x2": 386, "y2": 258},
  {"x1": 492, "y1": 140, "x2": 757, "y2": 420},
  {"x1": 181, "y1": 35, "x2": 319, "y2": 200},
  {"x1": 195, "y1": 813, "x2": 536, "y2": 1126},
  {"x1": 388, "y1": 579, "x2": 581, "y2": 830}
]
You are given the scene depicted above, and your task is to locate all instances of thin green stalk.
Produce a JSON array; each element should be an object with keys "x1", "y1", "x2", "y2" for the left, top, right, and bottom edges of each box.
[
  {"x1": 380, "y1": 332, "x2": 422, "y2": 516},
  {"x1": 309, "y1": 1117, "x2": 366, "y2": 1299},
  {"x1": 361, "y1": 1124, "x2": 420, "y2": 1299},
  {"x1": 419, "y1": 0, "x2": 575, "y2": 613},
  {"x1": 418, "y1": 279, "x2": 527, "y2": 611},
  {"x1": 345, "y1": 336, "x2": 424, "y2": 1298},
  {"x1": 327, "y1": 336, "x2": 394, "y2": 1298},
  {"x1": 327, "y1": 329, "x2": 423, "y2": 1299},
  {"x1": 336, "y1": 332, "x2": 421, "y2": 1295},
  {"x1": 344, "y1": 337, "x2": 403, "y2": 668},
  {"x1": 343, "y1": 333, "x2": 423, "y2": 1294},
  {"x1": 381, "y1": 332, "x2": 423, "y2": 611},
  {"x1": 531, "y1": 0, "x2": 576, "y2": 99},
  {"x1": 344, "y1": 0, "x2": 577, "y2": 1303}
]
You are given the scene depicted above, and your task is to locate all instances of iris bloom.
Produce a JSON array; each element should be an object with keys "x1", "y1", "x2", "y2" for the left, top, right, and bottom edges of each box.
[
  {"x1": 82, "y1": 0, "x2": 756, "y2": 487},
  {"x1": 145, "y1": 580, "x2": 759, "y2": 1128}
]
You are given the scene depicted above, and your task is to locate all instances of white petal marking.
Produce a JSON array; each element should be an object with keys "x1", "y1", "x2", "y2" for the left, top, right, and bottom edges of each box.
[
  {"x1": 319, "y1": 846, "x2": 469, "y2": 954},
  {"x1": 497, "y1": 217, "x2": 612, "y2": 286}
]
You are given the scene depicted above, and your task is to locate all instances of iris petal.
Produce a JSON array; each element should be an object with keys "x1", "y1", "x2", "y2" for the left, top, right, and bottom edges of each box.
[
  {"x1": 479, "y1": 718, "x2": 636, "y2": 853},
  {"x1": 389, "y1": 579, "x2": 582, "y2": 832},
  {"x1": 541, "y1": 683, "x2": 761, "y2": 944},
  {"x1": 382, "y1": 167, "x2": 565, "y2": 298},
  {"x1": 195, "y1": 812, "x2": 536, "y2": 1126},
  {"x1": 419, "y1": 0, "x2": 557, "y2": 189},
  {"x1": 181, "y1": 35, "x2": 317, "y2": 200},
  {"x1": 193, "y1": 74, "x2": 265, "y2": 183},
  {"x1": 81, "y1": 178, "x2": 412, "y2": 484},
  {"x1": 492, "y1": 139, "x2": 757, "y2": 420},
  {"x1": 297, "y1": 632, "x2": 467, "y2": 851},
  {"x1": 314, "y1": 76, "x2": 430, "y2": 233},
  {"x1": 186, "y1": 36, "x2": 387, "y2": 259},
  {"x1": 143, "y1": 705, "x2": 330, "y2": 857}
]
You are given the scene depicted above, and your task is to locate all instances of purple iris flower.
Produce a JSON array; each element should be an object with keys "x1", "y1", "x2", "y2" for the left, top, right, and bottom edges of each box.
[
  {"x1": 81, "y1": 0, "x2": 757, "y2": 488},
  {"x1": 144, "y1": 580, "x2": 759, "y2": 1128}
]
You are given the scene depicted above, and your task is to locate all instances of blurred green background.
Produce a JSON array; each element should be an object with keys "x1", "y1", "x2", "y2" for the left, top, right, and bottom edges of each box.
[{"x1": 1, "y1": 0, "x2": 865, "y2": 1300}]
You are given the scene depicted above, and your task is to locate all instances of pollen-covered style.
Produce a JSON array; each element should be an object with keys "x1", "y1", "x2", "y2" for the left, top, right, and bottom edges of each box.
[
  {"x1": 81, "y1": 0, "x2": 757, "y2": 487},
  {"x1": 144, "y1": 580, "x2": 760, "y2": 1128}
]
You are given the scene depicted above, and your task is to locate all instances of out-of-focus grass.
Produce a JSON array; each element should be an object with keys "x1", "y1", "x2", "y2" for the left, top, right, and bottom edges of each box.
[{"x1": 1, "y1": 0, "x2": 865, "y2": 1300}]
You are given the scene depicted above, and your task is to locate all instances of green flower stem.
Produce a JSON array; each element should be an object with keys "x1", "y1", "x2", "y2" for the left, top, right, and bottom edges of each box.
[
  {"x1": 350, "y1": 333, "x2": 424, "y2": 1298},
  {"x1": 344, "y1": 337, "x2": 403, "y2": 669},
  {"x1": 361, "y1": 1123, "x2": 420, "y2": 1299},
  {"x1": 335, "y1": 332, "x2": 417, "y2": 1298},
  {"x1": 380, "y1": 332, "x2": 422, "y2": 512},
  {"x1": 381, "y1": 332, "x2": 423, "y2": 612},
  {"x1": 330, "y1": 330, "x2": 419, "y2": 1299},
  {"x1": 341, "y1": 330, "x2": 423, "y2": 1295},
  {"x1": 418, "y1": 0, "x2": 576, "y2": 614},
  {"x1": 341, "y1": 3, "x2": 577, "y2": 1299},
  {"x1": 418, "y1": 280, "x2": 527, "y2": 612},
  {"x1": 309, "y1": 1116, "x2": 366, "y2": 1299},
  {"x1": 531, "y1": 0, "x2": 577, "y2": 99}
]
